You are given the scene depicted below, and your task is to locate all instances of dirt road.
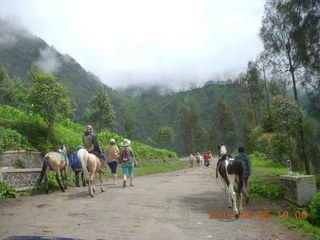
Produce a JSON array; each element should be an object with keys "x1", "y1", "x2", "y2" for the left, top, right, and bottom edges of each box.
[{"x1": 0, "y1": 162, "x2": 306, "y2": 240}]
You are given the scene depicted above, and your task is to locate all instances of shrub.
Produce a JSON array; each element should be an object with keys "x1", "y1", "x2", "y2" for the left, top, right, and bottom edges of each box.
[
  {"x1": 0, "y1": 126, "x2": 33, "y2": 151},
  {"x1": 0, "y1": 182, "x2": 19, "y2": 199},
  {"x1": 308, "y1": 191, "x2": 320, "y2": 227}
]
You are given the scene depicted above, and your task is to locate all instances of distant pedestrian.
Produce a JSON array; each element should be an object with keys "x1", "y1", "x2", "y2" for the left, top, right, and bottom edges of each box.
[
  {"x1": 196, "y1": 152, "x2": 201, "y2": 167},
  {"x1": 105, "y1": 139, "x2": 119, "y2": 185},
  {"x1": 204, "y1": 152, "x2": 210, "y2": 167},
  {"x1": 236, "y1": 145, "x2": 251, "y2": 203},
  {"x1": 189, "y1": 154, "x2": 195, "y2": 167},
  {"x1": 119, "y1": 139, "x2": 138, "y2": 187}
]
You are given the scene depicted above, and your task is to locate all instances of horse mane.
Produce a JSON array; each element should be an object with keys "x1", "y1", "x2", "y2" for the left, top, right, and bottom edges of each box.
[{"x1": 220, "y1": 145, "x2": 227, "y2": 155}]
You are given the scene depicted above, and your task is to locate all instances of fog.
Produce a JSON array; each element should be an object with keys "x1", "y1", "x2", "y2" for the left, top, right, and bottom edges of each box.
[{"x1": 0, "y1": 0, "x2": 265, "y2": 90}]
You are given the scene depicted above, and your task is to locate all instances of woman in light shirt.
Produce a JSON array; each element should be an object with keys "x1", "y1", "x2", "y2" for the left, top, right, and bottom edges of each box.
[{"x1": 105, "y1": 139, "x2": 119, "y2": 185}]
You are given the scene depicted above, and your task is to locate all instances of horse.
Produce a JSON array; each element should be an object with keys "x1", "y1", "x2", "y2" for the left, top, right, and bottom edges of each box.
[
  {"x1": 216, "y1": 145, "x2": 248, "y2": 219},
  {"x1": 38, "y1": 144, "x2": 69, "y2": 194},
  {"x1": 77, "y1": 148, "x2": 105, "y2": 197}
]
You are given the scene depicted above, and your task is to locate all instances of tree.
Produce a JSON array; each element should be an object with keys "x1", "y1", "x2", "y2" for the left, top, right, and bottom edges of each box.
[
  {"x1": 84, "y1": 86, "x2": 115, "y2": 131},
  {"x1": 179, "y1": 99, "x2": 206, "y2": 154},
  {"x1": 259, "y1": 0, "x2": 311, "y2": 173},
  {"x1": 158, "y1": 126, "x2": 175, "y2": 149},
  {"x1": 210, "y1": 97, "x2": 237, "y2": 150},
  {"x1": 124, "y1": 112, "x2": 136, "y2": 139},
  {"x1": 269, "y1": 95, "x2": 303, "y2": 170},
  {"x1": 236, "y1": 61, "x2": 265, "y2": 125},
  {"x1": 0, "y1": 63, "x2": 23, "y2": 107},
  {"x1": 27, "y1": 66, "x2": 76, "y2": 142}
]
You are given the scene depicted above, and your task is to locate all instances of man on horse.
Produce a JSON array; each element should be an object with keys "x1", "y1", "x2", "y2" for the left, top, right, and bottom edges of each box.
[{"x1": 82, "y1": 125, "x2": 106, "y2": 171}]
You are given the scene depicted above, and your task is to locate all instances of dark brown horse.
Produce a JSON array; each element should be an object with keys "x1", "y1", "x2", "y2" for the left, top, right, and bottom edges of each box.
[
  {"x1": 38, "y1": 144, "x2": 69, "y2": 194},
  {"x1": 216, "y1": 146, "x2": 248, "y2": 219}
]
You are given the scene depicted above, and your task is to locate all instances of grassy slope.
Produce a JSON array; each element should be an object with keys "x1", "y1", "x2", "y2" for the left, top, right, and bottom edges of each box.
[{"x1": 249, "y1": 153, "x2": 320, "y2": 240}]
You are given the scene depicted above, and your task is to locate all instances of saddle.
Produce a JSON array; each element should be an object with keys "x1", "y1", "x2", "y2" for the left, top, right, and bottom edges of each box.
[
  {"x1": 216, "y1": 153, "x2": 233, "y2": 179},
  {"x1": 57, "y1": 149, "x2": 68, "y2": 161}
]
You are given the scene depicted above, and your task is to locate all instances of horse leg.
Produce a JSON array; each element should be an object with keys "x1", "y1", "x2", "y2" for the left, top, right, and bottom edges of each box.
[
  {"x1": 62, "y1": 168, "x2": 67, "y2": 189},
  {"x1": 89, "y1": 172, "x2": 95, "y2": 197},
  {"x1": 55, "y1": 171, "x2": 65, "y2": 192},
  {"x1": 239, "y1": 192, "x2": 243, "y2": 212},
  {"x1": 228, "y1": 184, "x2": 239, "y2": 218},
  {"x1": 100, "y1": 173, "x2": 105, "y2": 192},
  {"x1": 224, "y1": 182, "x2": 232, "y2": 208},
  {"x1": 45, "y1": 173, "x2": 49, "y2": 194}
]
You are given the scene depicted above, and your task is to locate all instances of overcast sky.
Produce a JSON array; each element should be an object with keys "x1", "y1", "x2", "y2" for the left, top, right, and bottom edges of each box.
[{"x1": 0, "y1": 0, "x2": 265, "y2": 90}]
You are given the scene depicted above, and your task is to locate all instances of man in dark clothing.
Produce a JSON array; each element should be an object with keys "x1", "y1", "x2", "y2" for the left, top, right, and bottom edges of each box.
[{"x1": 82, "y1": 125, "x2": 106, "y2": 162}]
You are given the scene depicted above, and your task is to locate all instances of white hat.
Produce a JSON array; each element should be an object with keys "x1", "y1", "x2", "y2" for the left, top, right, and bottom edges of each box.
[
  {"x1": 121, "y1": 138, "x2": 131, "y2": 146},
  {"x1": 110, "y1": 139, "x2": 115, "y2": 144}
]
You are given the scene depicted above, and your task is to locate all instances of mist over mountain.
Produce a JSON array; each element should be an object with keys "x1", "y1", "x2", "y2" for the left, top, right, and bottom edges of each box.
[{"x1": 0, "y1": 17, "x2": 240, "y2": 154}]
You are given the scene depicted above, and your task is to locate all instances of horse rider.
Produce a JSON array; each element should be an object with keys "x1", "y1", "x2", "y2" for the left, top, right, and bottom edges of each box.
[{"x1": 82, "y1": 125, "x2": 106, "y2": 171}]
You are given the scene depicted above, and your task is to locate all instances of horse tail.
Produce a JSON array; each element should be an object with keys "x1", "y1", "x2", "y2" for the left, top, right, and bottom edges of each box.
[
  {"x1": 78, "y1": 149, "x2": 89, "y2": 182},
  {"x1": 235, "y1": 160, "x2": 245, "y2": 199},
  {"x1": 38, "y1": 156, "x2": 50, "y2": 185}
]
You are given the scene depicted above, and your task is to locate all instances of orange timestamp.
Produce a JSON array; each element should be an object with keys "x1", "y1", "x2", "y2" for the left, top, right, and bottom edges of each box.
[
  {"x1": 209, "y1": 210, "x2": 308, "y2": 220},
  {"x1": 209, "y1": 210, "x2": 271, "y2": 219}
]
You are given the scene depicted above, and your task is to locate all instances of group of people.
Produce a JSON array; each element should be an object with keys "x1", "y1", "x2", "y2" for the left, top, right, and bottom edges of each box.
[
  {"x1": 188, "y1": 151, "x2": 213, "y2": 167},
  {"x1": 69, "y1": 125, "x2": 138, "y2": 188}
]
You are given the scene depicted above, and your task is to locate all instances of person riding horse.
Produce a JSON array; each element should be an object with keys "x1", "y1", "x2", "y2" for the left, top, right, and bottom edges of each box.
[{"x1": 82, "y1": 125, "x2": 106, "y2": 171}]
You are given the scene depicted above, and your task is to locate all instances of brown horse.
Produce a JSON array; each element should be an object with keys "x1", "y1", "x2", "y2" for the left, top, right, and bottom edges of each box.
[
  {"x1": 216, "y1": 146, "x2": 248, "y2": 219},
  {"x1": 38, "y1": 144, "x2": 69, "y2": 194},
  {"x1": 77, "y1": 148, "x2": 105, "y2": 197}
]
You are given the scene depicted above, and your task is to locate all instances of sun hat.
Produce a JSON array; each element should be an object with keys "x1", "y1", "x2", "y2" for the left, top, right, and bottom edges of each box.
[
  {"x1": 121, "y1": 138, "x2": 131, "y2": 147},
  {"x1": 110, "y1": 139, "x2": 116, "y2": 144}
]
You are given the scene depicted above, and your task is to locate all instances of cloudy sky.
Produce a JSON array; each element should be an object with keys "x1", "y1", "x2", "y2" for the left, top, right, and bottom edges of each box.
[{"x1": 0, "y1": 0, "x2": 265, "y2": 90}]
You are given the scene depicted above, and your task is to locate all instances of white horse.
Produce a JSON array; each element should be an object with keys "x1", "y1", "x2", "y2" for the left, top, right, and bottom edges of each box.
[
  {"x1": 77, "y1": 148, "x2": 105, "y2": 197},
  {"x1": 216, "y1": 145, "x2": 247, "y2": 219}
]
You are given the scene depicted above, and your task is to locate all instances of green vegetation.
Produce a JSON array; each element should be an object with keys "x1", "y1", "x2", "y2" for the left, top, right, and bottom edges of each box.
[
  {"x1": 0, "y1": 182, "x2": 19, "y2": 199},
  {"x1": 249, "y1": 153, "x2": 286, "y2": 199},
  {"x1": 249, "y1": 153, "x2": 320, "y2": 240}
]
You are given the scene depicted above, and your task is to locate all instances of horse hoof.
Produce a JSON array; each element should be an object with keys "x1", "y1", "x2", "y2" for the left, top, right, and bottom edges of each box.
[
  {"x1": 235, "y1": 214, "x2": 239, "y2": 219},
  {"x1": 91, "y1": 195, "x2": 95, "y2": 198},
  {"x1": 228, "y1": 205, "x2": 232, "y2": 208},
  {"x1": 101, "y1": 189, "x2": 105, "y2": 192}
]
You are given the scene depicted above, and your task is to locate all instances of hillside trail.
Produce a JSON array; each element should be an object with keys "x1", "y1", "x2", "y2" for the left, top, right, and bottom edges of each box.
[{"x1": 0, "y1": 159, "x2": 306, "y2": 240}]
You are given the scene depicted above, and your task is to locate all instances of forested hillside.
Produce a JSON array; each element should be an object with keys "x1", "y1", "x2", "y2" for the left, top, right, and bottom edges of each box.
[{"x1": 0, "y1": 17, "x2": 240, "y2": 155}]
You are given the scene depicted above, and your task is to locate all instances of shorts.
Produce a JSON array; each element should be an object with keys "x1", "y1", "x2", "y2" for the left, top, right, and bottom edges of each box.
[
  {"x1": 122, "y1": 166, "x2": 133, "y2": 176},
  {"x1": 107, "y1": 160, "x2": 118, "y2": 174}
]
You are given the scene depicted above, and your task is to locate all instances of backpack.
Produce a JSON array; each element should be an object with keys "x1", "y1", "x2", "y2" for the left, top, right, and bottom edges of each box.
[
  {"x1": 121, "y1": 147, "x2": 130, "y2": 162},
  {"x1": 196, "y1": 156, "x2": 200, "y2": 162},
  {"x1": 83, "y1": 134, "x2": 93, "y2": 148}
]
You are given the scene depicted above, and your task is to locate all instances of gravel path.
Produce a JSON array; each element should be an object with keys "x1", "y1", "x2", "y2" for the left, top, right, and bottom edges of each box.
[{"x1": 0, "y1": 161, "x2": 306, "y2": 240}]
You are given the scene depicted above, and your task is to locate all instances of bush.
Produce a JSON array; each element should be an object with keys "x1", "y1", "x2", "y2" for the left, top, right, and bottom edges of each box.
[
  {"x1": 308, "y1": 191, "x2": 320, "y2": 227},
  {"x1": 0, "y1": 182, "x2": 19, "y2": 198},
  {"x1": 0, "y1": 126, "x2": 33, "y2": 151},
  {"x1": 250, "y1": 183, "x2": 283, "y2": 199}
]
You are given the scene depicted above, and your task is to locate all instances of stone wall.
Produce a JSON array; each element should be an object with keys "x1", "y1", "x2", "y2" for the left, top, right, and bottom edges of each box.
[
  {"x1": 0, "y1": 168, "x2": 42, "y2": 191},
  {"x1": 0, "y1": 150, "x2": 43, "y2": 168}
]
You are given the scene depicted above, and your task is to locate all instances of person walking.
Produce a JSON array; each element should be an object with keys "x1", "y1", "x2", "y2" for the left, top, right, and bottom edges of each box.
[
  {"x1": 189, "y1": 154, "x2": 195, "y2": 168},
  {"x1": 119, "y1": 138, "x2": 138, "y2": 187},
  {"x1": 105, "y1": 139, "x2": 119, "y2": 185},
  {"x1": 236, "y1": 145, "x2": 251, "y2": 203},
  {"x1": 196, "y1": 152, "x2": 201, "y2": 167},
  {"x1": 69, "y1": 146, "x2": 86, "y2": 187},
  {"x1": 204, "y1": 152, "x2": 210, "y2": 167}
]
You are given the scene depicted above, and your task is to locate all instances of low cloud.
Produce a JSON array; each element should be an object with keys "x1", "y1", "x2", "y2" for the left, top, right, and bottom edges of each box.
[{"x1": 36, "y1": 47, "x2": 61, "y2": 74}]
